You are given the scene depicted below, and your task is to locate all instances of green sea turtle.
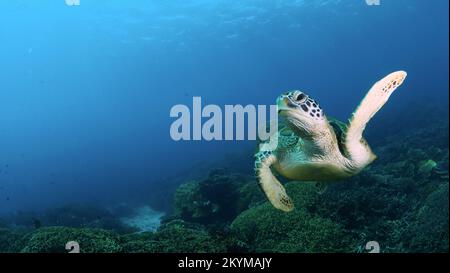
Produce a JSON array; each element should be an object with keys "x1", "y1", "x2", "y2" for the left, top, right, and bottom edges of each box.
[{"x1": 255, "y1": 71, "x2": 407, "y2": 212}]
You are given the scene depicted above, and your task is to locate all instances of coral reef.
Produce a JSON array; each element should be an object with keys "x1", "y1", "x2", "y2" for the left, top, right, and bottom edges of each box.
[
  {"x1": 151, "y1": 220, "x2": 227, "y2": 253},
  {"x1": 0, "y1": 118, "x2": 448, "y2": 253},
  {"x1": 148, "y1": 151, "x2": 254, "y2": 212},
  {"x1": 120, "y1": 220, "x2": 227, "y2": 253},
  {"x1": 119, "y1": 232, "x2": 159, "y2": 253},
  {"x1": 408, "y1": 183, "x2": 449, "y2": 252},
  {"x1": 173, "y1": 169, "x2": 262, "y2": 226},
  {"x1": 21, "y1": 227, "x2": 122, "y2": 253},
  {"x1": 312, "y1": 119, "x2": 450, "y2": 253},
  {"x1": 0, "y1": 228, "x2": 29, "y2": 253},
  {"x1": 231, "y1": 183, "x2": 355, "y2": 253}
]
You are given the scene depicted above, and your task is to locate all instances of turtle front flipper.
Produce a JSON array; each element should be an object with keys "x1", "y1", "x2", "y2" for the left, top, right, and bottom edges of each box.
[
  {"x1": 255, "y1": 151, "x2": 294, "y2": 212},
  {"x1": 345, "y1": 71, "x2": 407, "y2": 165},
  {"x1": 347, "y1": 71, "x2": 407, "y2": 142}
]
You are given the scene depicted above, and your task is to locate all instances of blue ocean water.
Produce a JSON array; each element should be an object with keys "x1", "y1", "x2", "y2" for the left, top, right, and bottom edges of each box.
[{"x1": 0, "y1": 0, "x2": 448, "y2": 219}]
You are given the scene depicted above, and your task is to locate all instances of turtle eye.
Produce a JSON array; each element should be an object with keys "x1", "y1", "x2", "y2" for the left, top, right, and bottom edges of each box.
[{"x1": 295, "y1": 93, "x2": 306, "y2": 102}]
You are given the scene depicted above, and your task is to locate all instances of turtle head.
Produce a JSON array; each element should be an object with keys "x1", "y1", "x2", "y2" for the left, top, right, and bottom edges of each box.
[{"x1": 277, "y1": 90, "x2": 327, "y2": 136}]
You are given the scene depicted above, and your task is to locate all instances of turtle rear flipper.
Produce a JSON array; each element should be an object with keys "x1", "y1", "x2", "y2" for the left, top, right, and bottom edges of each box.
[{"x1": 255, "y1": 151, "x2": 294, "y2": 212}]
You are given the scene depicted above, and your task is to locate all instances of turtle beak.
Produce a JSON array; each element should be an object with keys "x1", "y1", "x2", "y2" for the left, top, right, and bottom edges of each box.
[{"x1": 276, "y1": 96, "x2": 293, "y2": 114}]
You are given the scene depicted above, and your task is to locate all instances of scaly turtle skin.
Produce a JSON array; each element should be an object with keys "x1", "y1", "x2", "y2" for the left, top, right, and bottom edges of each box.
[{"x1": 255, "y1": 71, "x2": 407, "y2": 212}]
